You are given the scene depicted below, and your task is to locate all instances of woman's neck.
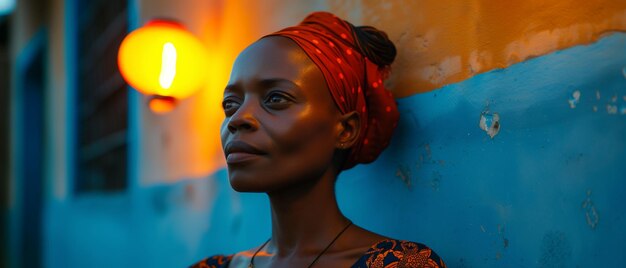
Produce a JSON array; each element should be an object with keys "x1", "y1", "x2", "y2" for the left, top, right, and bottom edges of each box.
[{"x1": 266, "y1": 169, "x2": 349, "y2": 258}]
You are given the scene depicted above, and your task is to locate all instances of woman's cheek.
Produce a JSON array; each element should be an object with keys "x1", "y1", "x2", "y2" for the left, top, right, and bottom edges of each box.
[{"x1": 270, "y1": 112, "x2": 334, "y2": 155}]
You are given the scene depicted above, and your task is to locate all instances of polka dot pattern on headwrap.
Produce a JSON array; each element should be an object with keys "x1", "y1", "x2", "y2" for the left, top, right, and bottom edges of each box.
[{"x1": 264, "y1": 11, "x2": 400, "y2": 170}]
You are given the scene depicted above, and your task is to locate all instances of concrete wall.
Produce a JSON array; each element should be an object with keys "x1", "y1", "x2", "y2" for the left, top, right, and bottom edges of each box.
[{"x1": 6, "y1": 0, "x2": 626, "y2": 267}]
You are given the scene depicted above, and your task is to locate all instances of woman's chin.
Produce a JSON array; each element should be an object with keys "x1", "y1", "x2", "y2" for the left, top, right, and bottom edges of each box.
[
  {"x1": 229, "y1": 183, "x2": 258, "y2": 193},
  {"x1": 228, "y1": 174, "x2": 265, "y2": 193}
]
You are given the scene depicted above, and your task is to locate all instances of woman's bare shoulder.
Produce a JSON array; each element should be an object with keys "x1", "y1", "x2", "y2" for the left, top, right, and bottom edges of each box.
[{"x1": 344, "y1": 224, "x2": 392, "y2": 249}]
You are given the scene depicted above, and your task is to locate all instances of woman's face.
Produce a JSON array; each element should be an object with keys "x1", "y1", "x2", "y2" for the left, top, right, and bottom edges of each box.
[{"x1": 221, "y1": 37, "x2": 342, "y2": 192}]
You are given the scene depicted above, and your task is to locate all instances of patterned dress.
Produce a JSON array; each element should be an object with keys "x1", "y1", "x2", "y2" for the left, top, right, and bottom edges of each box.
[{"x1": 191, "y1": 239, "x2": 446, "y2": 268}]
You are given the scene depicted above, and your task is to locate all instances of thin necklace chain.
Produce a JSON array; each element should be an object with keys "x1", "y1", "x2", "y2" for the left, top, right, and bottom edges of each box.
[{"x1": 248, "y1": 220, "x2": 353, "y2": 268}]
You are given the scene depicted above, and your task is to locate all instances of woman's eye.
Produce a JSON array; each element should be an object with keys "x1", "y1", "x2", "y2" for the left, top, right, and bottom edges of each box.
[
  {"x1": 222, "y1": 99, "x2": 240, "y2": 113},
  {"x1": 267, "y1": 94, "x2": 288, "y2": 104},
  {"x1": 264, "y1": 93, "x2": 292, "y2": 108}
]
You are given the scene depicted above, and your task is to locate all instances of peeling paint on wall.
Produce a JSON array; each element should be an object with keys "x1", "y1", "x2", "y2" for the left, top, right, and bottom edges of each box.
[
  {"x1": 607, "y1": 104, "x2": 618, "y2": 114},
  {"x1": 567, "y1": 85, "x2": 626, "y2": 116},
  {"x1": 393, "y1": 142, "x2": 447, "y2": 191},
  {"x1": 490, "y1": 224, "x2": 509, "y2": 260},
  {"x1": 581, "y1": 190, "x2": 599, "y2": 230},
  {"x1": 498, "y1": 224, "x2": 509, "y2": 249},
  {"x1": 568, "y1": 90, "x2": 581, "y2": 109},
  {"x1": 479, "y1": 110, "x2": 500, "y2": 139},
  {"x1": 418, "y1": 56, "x2": 462, "y2": 85},
  {"x1": 395, "y1": 164, "x2": 412, "y2": 189}
]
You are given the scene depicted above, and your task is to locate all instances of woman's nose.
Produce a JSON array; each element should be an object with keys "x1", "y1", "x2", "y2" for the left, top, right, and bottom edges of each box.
[{"x1": 227, "y1": 100, "x2": 260, "y2": 134}]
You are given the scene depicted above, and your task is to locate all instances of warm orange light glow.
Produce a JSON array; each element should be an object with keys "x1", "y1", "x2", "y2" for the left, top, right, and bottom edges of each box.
[
  {"x1": 118, "y1": 20, "x2": 209, "y2": 111},
  {"x1": 148, "y1": 95, "x2": 177, "y2": 114}
]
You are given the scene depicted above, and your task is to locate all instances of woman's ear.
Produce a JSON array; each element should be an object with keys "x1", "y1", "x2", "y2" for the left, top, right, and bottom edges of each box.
[{"x1": 335, "y1": 111, "x2": 361, "y2": 149}]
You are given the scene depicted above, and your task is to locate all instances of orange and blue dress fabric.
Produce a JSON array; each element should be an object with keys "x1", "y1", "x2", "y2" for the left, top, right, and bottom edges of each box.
[{"x1": 191, "y1": 239, "x2": 446, "y2": 268}]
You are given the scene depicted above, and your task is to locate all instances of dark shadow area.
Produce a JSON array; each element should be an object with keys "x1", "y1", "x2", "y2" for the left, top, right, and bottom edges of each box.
[
  {"x1": 0, "y1": 15, "x2": 11, "y2": 268},
  {"x1": 20, "y1": 30, "x2": 45, "y2": 268}
]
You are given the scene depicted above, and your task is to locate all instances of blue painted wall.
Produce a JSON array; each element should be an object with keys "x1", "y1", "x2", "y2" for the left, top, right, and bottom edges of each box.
[
  {"x1": 42, "y1": 33, "x2": 626, "y2": 267},
  {"x1": 337, "y1": 33, "x2": 626, "y2": 267}
]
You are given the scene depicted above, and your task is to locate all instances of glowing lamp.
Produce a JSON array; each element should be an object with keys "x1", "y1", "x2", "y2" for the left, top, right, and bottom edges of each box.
[{"x1": 118, "y1": 19, "x2": 209, "y2": 113}]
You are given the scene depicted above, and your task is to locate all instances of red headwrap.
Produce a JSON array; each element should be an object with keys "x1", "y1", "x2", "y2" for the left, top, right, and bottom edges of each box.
[{"x1": 265, "y1": 11, "x2": 399, "y2": 170}]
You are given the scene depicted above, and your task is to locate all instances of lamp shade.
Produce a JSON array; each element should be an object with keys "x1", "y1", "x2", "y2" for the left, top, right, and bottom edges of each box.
[{"x1": 118, "y1": 19, "x2": 209, "y2": 111}]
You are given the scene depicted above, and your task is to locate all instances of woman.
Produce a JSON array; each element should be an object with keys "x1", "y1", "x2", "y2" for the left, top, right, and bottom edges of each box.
[{"x1": 192, "y1": 11, "x2": 445, "y2": 268}]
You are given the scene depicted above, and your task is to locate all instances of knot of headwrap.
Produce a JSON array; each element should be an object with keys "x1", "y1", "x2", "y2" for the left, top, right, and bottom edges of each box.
[{"x1": 264, "y1": 11, "x2": 400, "y2": 170}]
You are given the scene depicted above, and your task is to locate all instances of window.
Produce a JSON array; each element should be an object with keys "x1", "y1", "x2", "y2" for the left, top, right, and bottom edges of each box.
[{"x1": 74, "y1": 0, "x2": 129, "y2": 193}]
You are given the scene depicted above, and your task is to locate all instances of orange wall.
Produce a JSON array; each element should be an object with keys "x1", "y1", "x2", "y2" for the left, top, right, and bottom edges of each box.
[{"x1": 329, "y1": 0, "x2": 626, "y2": 96}]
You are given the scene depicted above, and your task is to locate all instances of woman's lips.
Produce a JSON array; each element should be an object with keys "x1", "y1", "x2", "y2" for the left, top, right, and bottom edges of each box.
[
  {"x1": 226, "y1": 152, "x2": 264, "y2": 164},
  {"x1": 224, "y1": 140, "x2": 267, "y2": 165}
]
